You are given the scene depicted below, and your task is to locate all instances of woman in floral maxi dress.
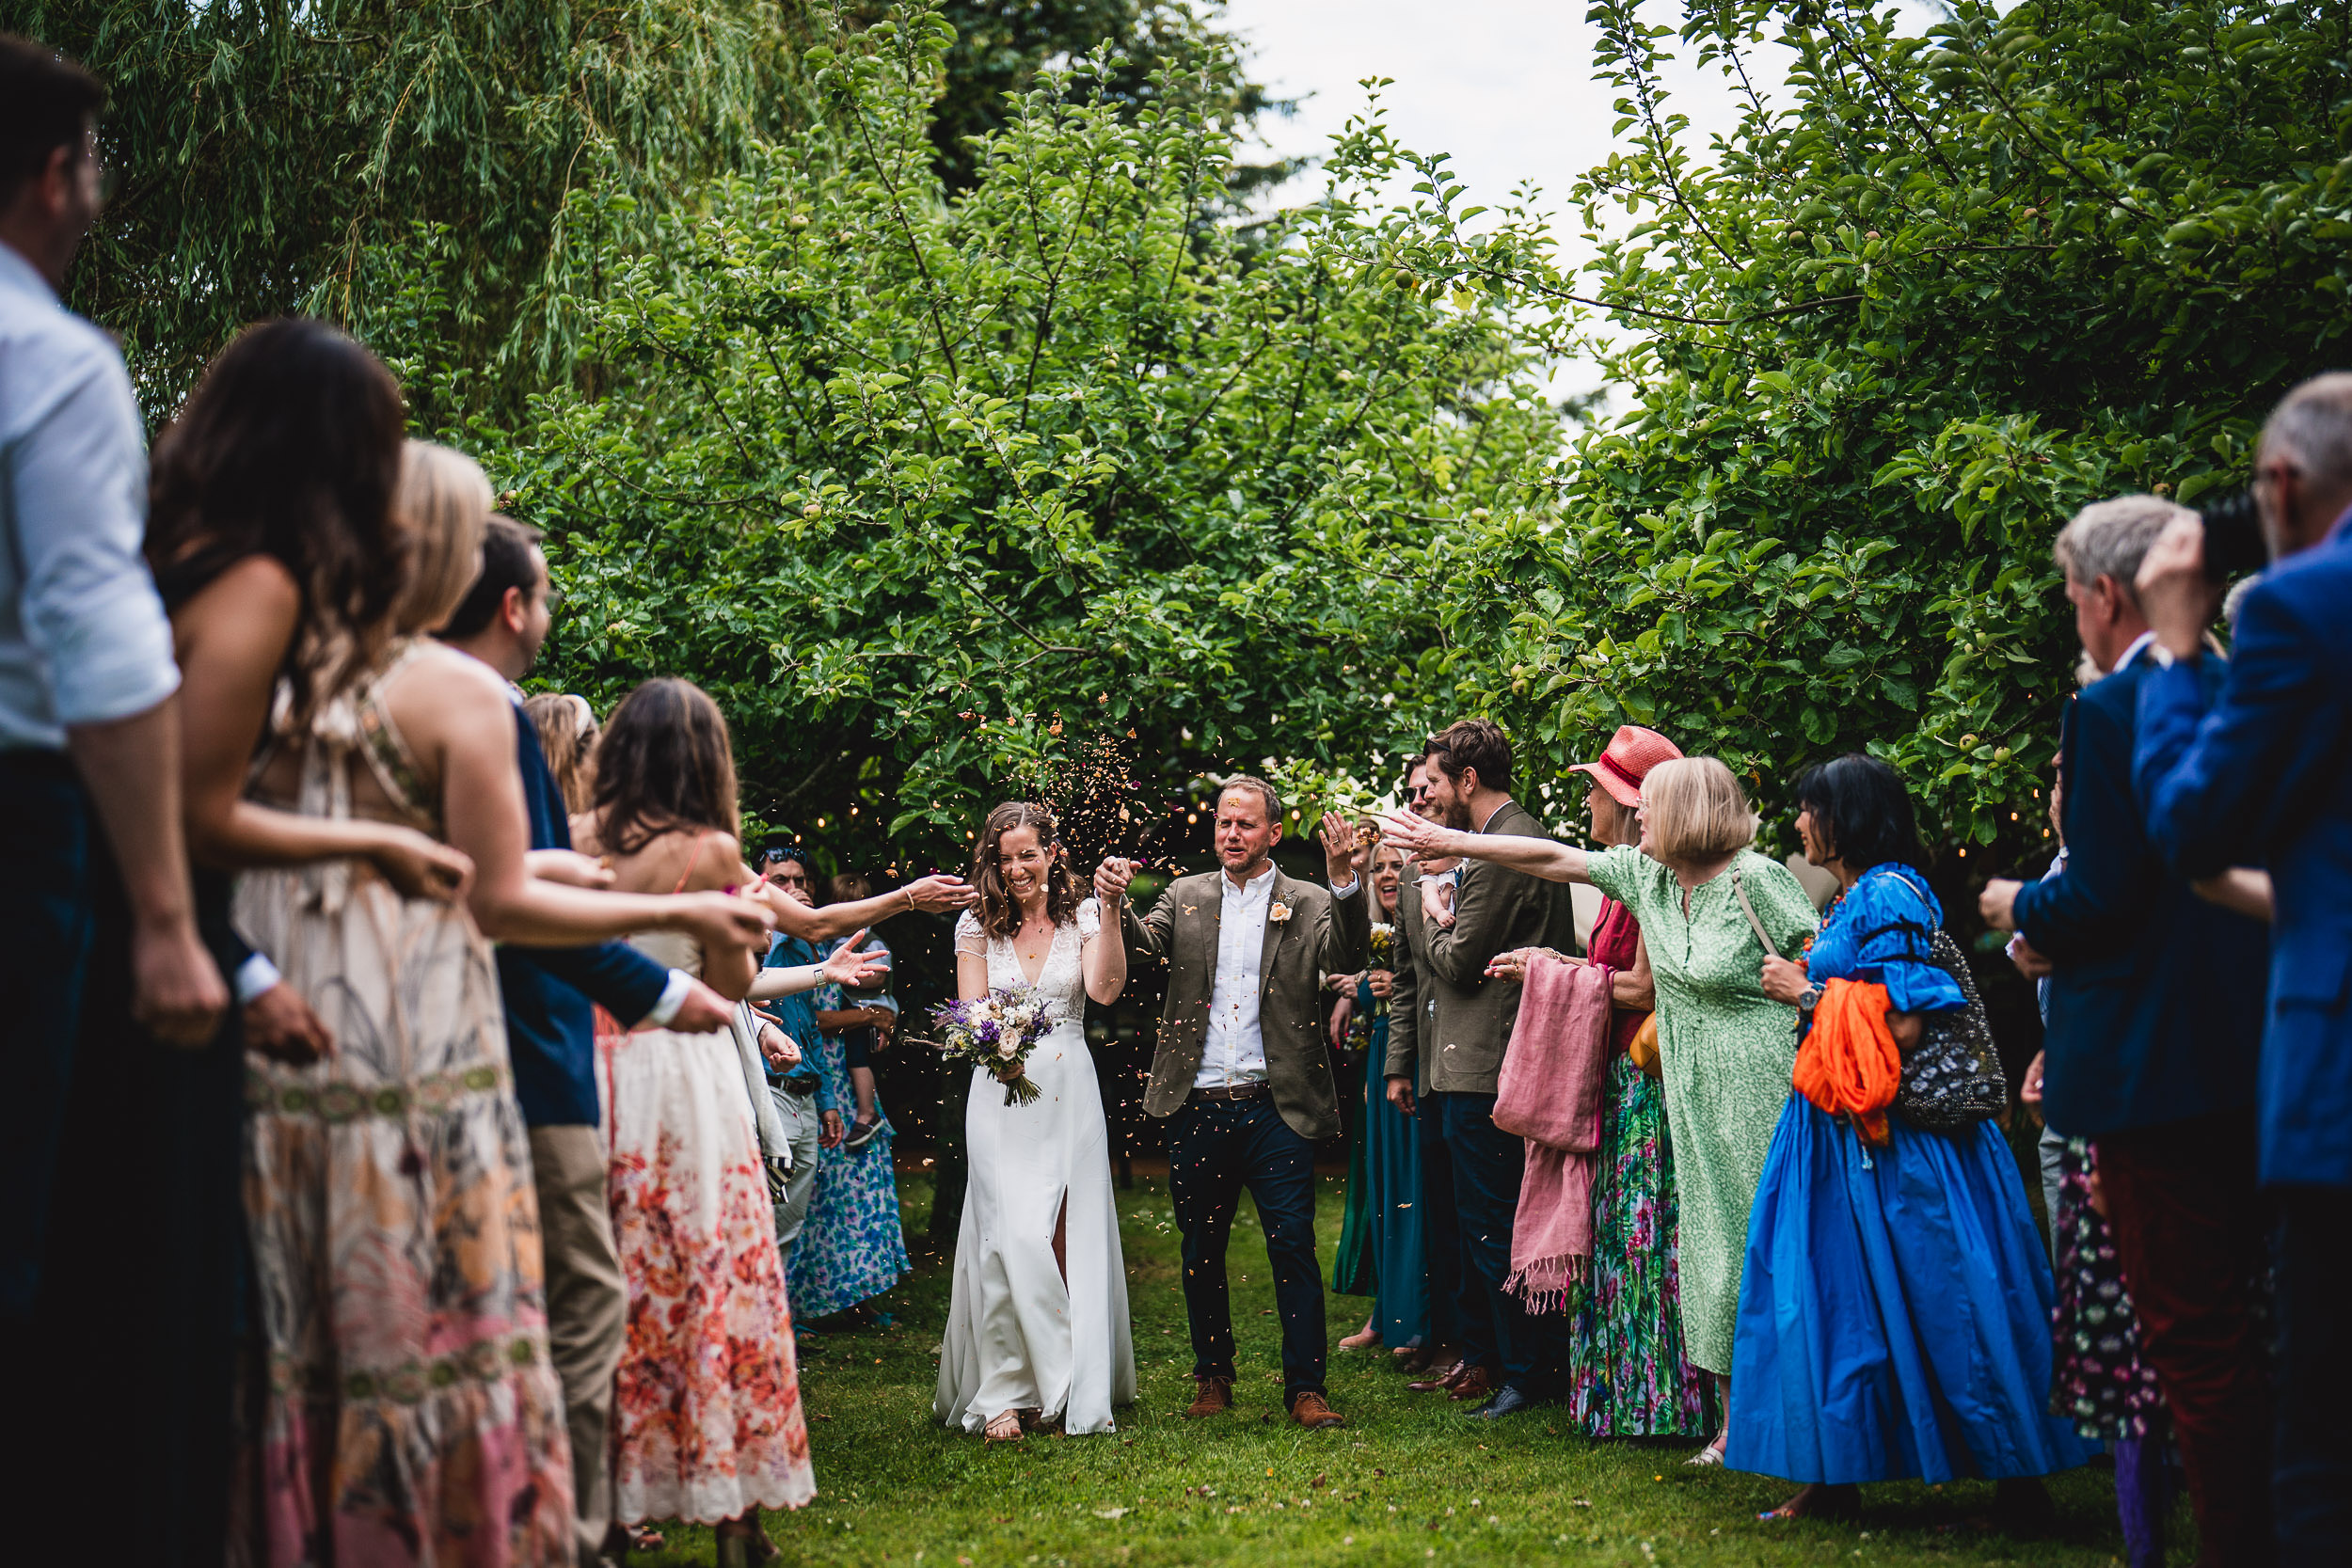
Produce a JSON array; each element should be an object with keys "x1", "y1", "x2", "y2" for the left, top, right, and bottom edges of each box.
[
  {"x1": 786, "y1": 939, "x2": 914, "y2": 1321},
  {"x1": 584, "y1": 679, "x2": 817, "y2": 1565}
]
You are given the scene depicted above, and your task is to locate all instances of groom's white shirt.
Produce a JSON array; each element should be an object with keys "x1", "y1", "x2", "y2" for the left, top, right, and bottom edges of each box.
[{"x1": 1193, "y1": 861, "x2": 1359, "y2": 1089}]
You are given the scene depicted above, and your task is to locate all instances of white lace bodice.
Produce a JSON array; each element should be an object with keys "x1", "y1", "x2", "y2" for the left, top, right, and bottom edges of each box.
[{"x1": 955, "y1": 898, "x2": 1101, "y2": 1022}]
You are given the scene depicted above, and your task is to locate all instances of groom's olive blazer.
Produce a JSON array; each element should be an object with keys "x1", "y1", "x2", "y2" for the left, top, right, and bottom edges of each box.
[{"x1": 1121, "y1": 865, "x2": 1371, "y2": 1141}]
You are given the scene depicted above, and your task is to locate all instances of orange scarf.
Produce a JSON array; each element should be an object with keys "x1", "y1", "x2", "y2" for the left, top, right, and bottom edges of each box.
[{"x1": 1791, "y1": 976, "x2": 1901, "y2": 1146}]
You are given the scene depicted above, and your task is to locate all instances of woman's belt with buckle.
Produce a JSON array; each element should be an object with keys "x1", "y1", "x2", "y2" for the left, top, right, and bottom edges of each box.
[{"x1": 1192, "y1": 1081, "x2": 1269, "y2": 1103}]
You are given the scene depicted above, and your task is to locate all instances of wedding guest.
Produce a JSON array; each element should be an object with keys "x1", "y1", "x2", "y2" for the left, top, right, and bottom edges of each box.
[
  {"x1": 1391, "y1": 757, "x2": 1467, "y2": 1385},
  {"x1": 751, "y1": 848, "x2": 846, "y2": 1269},
  {"x1": 2129, "y1": 371, "x2": 2352, "y2": 1563},
  {"x1": 819, "y1": 868, "x2": 900, "y2": 1150},
  {"x1": 1981, "y1": 494, "x2": 2274, "y2": 1563},
  {"x1": 580, "y1": 678, "x2": 837, "y2": 1563},
  {"x1": 4, "y1": 39, "x2": 229, "y2": 1551},
  {"x1": 524, "y1": 690, "x2": 599, "y2": 816},
  {"x1": 788, "y1": 874, "x2": 914, "y2": 1324},
  {"x1": 1328, "y1": 838, "x2": 1427, "y2": 1355},
  {"x1": 1383, "y1": 755, "x2": 1815, "y2": 1458},
  {"x1": 1490, "y1": 725, "x2": 1712, "y2": 1440},
  {"x1": 438, "y1": 514, "x2": 750, "y2": 1565},
  {"x1": 1740, "y1": 753, "x2": 2092, "y2": 1523},
  {"x1": 1382, "y1": 720, "x2": 1578, "y2": 1419}
]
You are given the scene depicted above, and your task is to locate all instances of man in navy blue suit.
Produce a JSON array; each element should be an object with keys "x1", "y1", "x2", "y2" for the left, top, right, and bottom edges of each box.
[
  {"x1": 440, "y1": 518, "x2": 740, "y2": 1566},
  {"x1": 2129, "y1": 371, "x2": 2352, "y2": 1567},
  {"x1": 1982, "y1": 495, "x2": 2273, "y2": 1565}
]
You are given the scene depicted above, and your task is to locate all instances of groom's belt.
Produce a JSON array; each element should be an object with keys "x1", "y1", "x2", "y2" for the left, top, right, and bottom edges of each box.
[{"x1": 1189, "y1": 1081, "x2": 1270, "y2": 1104}]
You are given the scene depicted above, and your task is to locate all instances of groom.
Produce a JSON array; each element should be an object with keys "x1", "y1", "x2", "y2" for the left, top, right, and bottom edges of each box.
[{"x1": 1095, "y1": 777, "x2": 1368, "y2": 1429}]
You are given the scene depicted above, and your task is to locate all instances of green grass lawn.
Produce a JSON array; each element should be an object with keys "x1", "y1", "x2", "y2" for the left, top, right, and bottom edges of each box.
[{"x1": 635, "y1": 1167, "x2": 2164, "y2": 1566}]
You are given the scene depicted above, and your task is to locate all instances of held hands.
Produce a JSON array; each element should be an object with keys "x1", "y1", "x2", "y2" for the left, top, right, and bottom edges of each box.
[
  {"x1": 244, "y1": 982, "x2": 332, "y2": 1064},
  {"x1": 1094, "y1": 856, "x2": 1136, "y2": 907},
  {"x1": 371, "y1": 826, "x2": 472, "y2": 902},
  {"x1": 1318, "y1": 813, "x2": 1361, "y2": 884},
  {"x1": 1979, "y1": 878, "x2": 2024, "y2": 933},
  {"x1": 819, "y1": 929, "x2": 889, "y2": 989},
  {"x1": 1759, "y1": 953, "x2": 1810, "y2": 1006},
  {"x1": 2135, "y1": 511, "x2": 2225, "y2": 661},
  {"x1": 901, "y1": 875, "x2": 979, "y2": 912},
  {"x1": 1375, "y1": 809, "x2": 1453, "y2": 862}
]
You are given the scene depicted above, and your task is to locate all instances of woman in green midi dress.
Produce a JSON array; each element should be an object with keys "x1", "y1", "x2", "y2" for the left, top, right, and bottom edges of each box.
[{"x1": 1379, "y1": 755, "x2": 1814, "y2": 1457}]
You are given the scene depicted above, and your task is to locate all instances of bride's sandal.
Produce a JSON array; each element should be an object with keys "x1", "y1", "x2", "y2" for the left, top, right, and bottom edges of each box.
[{"x1": 984, "y1": 1410, "x2": 1025, "y2": 1443}]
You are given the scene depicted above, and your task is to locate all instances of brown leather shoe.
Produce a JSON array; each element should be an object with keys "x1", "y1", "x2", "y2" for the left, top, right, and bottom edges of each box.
[
  {"x1": 1447, "y1": 1365, "x2": 1499, "y2": 1402},
  {"x1": 1184, "y1": 1376, "x2": 1233, "y2": 1418},
  {"x1": 1290, "y1": 1391, "x2": 1345, "y2": 1429},
  {"x1": 1406, "y1": 1357, "x2": 1468, "y2": 1393}
]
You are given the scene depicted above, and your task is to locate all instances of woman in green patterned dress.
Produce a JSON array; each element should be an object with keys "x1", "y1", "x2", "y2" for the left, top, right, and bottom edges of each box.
[{"x1": 1379, "y1": 755, "x2": 1814, "y2": 1461}]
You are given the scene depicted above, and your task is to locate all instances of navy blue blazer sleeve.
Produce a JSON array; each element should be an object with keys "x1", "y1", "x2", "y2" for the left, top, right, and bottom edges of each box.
[
  {"x1": 2013, "y1": 684, "x2": 2162, "y2": 962},
  {"x1": 517, "y1": 939, "x2": 671, "y2": 1026},
  {"x1": 2135, "y1": 585, "x2": 2339, "y2": 878}
]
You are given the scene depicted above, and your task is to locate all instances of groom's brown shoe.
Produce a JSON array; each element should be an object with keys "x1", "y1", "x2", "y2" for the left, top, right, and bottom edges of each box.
[
  {"x1": 1185, "y1": 1376, "x2": 1233, "y2": 1418},
  {"x1": 1289, "y1": 1392, "x2": 1345, "y2": 1429}
]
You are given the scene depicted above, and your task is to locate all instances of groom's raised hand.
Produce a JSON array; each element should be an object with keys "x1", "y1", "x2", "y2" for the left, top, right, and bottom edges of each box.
[
  {"x1": 1093, "y1": 856, "x2": 1135, "y2": 906},
  {"x1": 1318, "y1": 813, "x2": 1361, "y2": 885}
]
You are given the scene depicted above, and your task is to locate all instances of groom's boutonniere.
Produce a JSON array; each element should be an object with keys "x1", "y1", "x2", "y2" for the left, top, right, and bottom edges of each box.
[{"x1": 1267, "y1": 900, "x2": 1294, "y2": 925}]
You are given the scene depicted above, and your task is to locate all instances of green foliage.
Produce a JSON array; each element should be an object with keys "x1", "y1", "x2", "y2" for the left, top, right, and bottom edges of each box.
[
  {"x1": 1404, "y1": 0, "x2": 2352, "y2": 851},
  {"x1": 24, "y1": 0, "x2": 808, "y2": 420},
  {"x1": 467, "y1": 10, "x2": 1568, "y2": 863}
]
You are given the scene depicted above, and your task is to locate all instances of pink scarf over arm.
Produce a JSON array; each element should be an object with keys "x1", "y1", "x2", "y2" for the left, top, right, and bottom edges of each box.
[{"x1": 1491, "y1": 952, "x2": 1613, "y2": 1311}]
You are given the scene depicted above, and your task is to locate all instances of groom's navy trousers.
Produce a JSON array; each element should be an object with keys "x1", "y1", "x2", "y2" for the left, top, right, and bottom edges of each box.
[{"x1": 1168, "y1": 1092, "x2": 1326, "y2": 1404}]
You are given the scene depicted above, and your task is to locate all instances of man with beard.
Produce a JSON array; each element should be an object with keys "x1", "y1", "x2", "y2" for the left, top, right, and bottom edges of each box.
[{"x1": 1385, "y1": 720, "x2": 1578, "y2": 1418}]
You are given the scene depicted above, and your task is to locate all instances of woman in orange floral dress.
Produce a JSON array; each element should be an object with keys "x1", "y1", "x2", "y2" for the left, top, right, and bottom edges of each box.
[{"x1": 580, "y1": 679, "x2": 818, "y2": 1565}]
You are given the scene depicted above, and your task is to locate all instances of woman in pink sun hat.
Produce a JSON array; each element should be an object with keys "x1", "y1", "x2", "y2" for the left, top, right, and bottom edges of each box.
[{"x1": 1490, "y1": 725, "x2": 1715, "y2": 1441}]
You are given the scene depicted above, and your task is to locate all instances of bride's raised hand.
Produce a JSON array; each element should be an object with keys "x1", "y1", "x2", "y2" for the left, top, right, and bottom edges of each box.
[
  {"x1": 1094, "y1": 857, "x2": 1135, "y2": 906},
  {"x1": 819, "y1": 929, "x2": 889, "y2": 988}
]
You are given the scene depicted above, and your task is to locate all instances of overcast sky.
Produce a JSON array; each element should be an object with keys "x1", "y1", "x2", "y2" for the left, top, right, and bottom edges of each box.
[{"x1": 1216, "y1": 0, "x2": 1942, "y2": 400}]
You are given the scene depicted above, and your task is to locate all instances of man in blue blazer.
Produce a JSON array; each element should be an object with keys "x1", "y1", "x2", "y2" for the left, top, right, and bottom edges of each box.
[
  {"x1": 2130, "y1": 371, "x2": 2352, "y2": 1566},
  {"x1": 441, "y1": 518, "x2": 738, "y2": 1566},
  {"x1": 1982, "y1": 495, "x2": 2273, "y2": 1565}
]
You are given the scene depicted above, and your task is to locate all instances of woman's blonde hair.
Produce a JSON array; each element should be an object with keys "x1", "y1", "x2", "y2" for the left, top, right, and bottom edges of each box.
[
  {"x1": 1642, "y1": 757, "x2": 1758, "y2": 863},
  {"x1": 525, "y1": 691, "x2": 599, "y2": 816},
  {"x1": 393, "y1": 440, "x2": 492, "y2": 634}
]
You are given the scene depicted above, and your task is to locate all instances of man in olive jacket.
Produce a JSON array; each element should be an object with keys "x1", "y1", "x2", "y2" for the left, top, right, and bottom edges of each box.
[
  {"x1": 1096, "y1": 778, "x2": 1367, "y2": 1429},
  {"x1": 1384, "y1": 720, "x2": 1579, "y2": 1418}
]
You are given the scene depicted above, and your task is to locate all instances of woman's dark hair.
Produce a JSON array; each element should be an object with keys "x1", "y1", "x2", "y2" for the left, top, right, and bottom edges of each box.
[
  {"x1": 827, "y1": 871, "x2": 873, "y2": 904},
  {"x1": 591, "y1": 678, "x2": 739, "y2": 856},
  {"x1": 970, "y1": 800, "x2": 1083, "y2": 941},
  {"x1": 146, "y1": 317, "x2": 407, "y2": 728},
  {"x1": 1793, "y1": 753, "x2": 1930, "y2": 874}
]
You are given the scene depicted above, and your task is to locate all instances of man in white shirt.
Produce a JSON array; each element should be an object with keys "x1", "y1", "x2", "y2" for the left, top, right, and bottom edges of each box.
[
  {"x1": 1099, "y1": 778, "x2": 1368, "y2": 1429},
  {"x1": 1, "y1": 31, "x2": 230, "y2": 1560}
]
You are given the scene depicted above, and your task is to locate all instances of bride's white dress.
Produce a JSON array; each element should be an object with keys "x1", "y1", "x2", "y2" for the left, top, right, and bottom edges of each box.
[{"x1": 934, "y1": 899, "x2": 1136, "y2": 1433}]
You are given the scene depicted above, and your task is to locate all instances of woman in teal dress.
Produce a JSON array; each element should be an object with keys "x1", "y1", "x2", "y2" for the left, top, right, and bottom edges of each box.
[
  {"x1": 1734, "y1": 754, "x2": 2091, "y2": 1523},
  {"x1": 1328, "y1": 844, "x2": 1428, "y2": 1352},
  {"x1": 786, "y1": 934, "x2": 912, "y2": 1320},
  {"x1": 1381, "y1": 755, "x2": 1816, "y2": 1462}
]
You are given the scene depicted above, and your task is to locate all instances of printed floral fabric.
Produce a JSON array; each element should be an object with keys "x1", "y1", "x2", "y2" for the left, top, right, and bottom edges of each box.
[
  {"x1": 787, "y1": 949, "x2": 911, "y2": 1319},
  {"x1": 2049, "y1": 1137, "x2": 2165, "y2": 1440},
  {"x1": 1566, "y1": 1053, "x2": 1717, "y2": 1438},
  {"x1": 599, "y1": 986, "x2": 815, "y2": 1524},
  {"x1": 232, "y1": 650, "x2": 572, "y2": 1567}
]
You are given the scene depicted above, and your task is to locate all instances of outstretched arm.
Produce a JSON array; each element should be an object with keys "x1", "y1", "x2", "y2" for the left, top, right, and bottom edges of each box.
[{"x1": 1376, "y1": 810, "x2": 1594, "y2": 883}]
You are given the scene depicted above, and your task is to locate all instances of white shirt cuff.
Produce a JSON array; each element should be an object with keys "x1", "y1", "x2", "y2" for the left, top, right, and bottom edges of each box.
[
  {"x1": 1329, "y1": 876, "x2": 1361, "y2": 897},
  {"x1": 233, "y1": 952, "x2": 283, "y2": 1006},
  {"x1": 644, "y1": 968, "x2": 694, "y2": 1027}
]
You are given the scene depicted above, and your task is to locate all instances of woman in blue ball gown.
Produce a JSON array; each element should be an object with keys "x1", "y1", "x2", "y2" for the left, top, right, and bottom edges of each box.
[{"x1": 1732, "y1": 753, "x2": 2093, "y2": 1525}]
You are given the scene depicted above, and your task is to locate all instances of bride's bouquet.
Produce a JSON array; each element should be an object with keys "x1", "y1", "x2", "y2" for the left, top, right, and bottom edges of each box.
[{"x1": 926, "y1": 984, "x2": 1053, "y2": 1106}]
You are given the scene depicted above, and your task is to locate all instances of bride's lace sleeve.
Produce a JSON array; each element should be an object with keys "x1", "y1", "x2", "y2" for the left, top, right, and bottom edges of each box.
[
  {"x1": 954, "y1": 909, "x2": 987, "y2": 958},
  {"x1": 1077, "y1": 896, "x2": 1102, "y2": 942}
]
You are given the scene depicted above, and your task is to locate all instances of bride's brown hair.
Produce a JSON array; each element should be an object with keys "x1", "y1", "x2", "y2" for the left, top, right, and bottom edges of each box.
[{"x1": 971, "y1": 800, "x2": 1083, "y2": 940}]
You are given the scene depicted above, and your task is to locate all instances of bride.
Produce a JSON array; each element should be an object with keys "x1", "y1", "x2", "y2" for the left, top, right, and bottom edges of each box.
[{"x1": 935, "y1": 801, "x2": 1137, "y2": 1440}]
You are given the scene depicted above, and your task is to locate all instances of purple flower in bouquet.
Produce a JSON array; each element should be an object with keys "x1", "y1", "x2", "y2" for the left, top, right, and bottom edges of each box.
[{"x1": 924, "y1": 981, "x2": 1052, "y2": 1105}]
